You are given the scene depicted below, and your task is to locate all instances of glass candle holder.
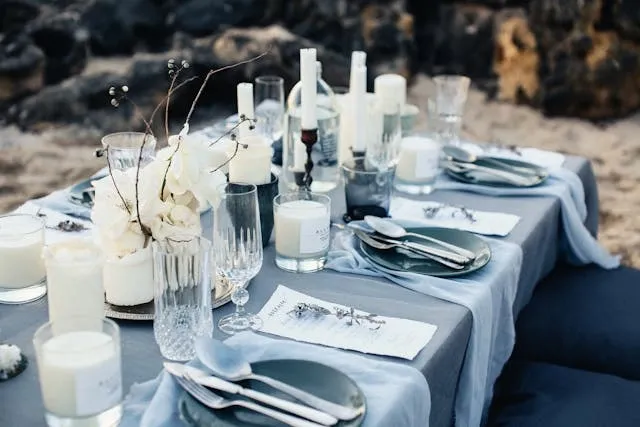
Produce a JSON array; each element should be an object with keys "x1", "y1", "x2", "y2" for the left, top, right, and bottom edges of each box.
[
  {"x1": 153, "y1": 236, "x2": 214, "y2": 360},
  {"x1": 394, "y1": 135, "x2": 442, "y2": 195},
  {"x1": 0, "y1": 214, "x2": 46, "y2": 304},
  {"x1": 341, "y1": 158, "x2": 396, "y2": 222},
  {"x1": 433, "y1": 75, "x2": 470, "y2": 147},
  {"x1": 274, "y1": 193, "x2": 331, "y2": 273},
  {"x1": 101, "y1": 132, "x2": 156, "y2": 171},
  {"x1": 33, "y1": 317, "x2": 123, "y2": 427},
  {"x1": 43, "y1": 238, "x2": 104, "y2": 327}
]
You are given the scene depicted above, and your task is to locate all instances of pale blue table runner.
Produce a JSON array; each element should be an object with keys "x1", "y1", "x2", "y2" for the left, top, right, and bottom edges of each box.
[
  {"x1": 326, "y1": 230, "x2": 523, "y2": 427},
  {"x1": 120, "y1": 332, "x2": 431, "y2": 427}
]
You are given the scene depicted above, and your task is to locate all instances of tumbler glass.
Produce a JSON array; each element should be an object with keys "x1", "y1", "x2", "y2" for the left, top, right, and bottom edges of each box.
[
  {"x1": 152, "y1": 236, "x2": 214, "y2": 361},
  {"x1": 365, "y1": 103, "x2": 402, "y2": 170},
  {"x1": 433, "y1": 75, "x2": 470, "y2": 146},
  {"x1": 254, "y1": 76, "x2": 285, "y2": 145},
  {"x1": 33, "y1": 317, "x2": 123, "y2": 427},
  {"x1": 341, "y1": 158, "x2": 396, "y2": 222},
  {"x1": 101, "y1": 132, "x2": 156, "y2": 171}
]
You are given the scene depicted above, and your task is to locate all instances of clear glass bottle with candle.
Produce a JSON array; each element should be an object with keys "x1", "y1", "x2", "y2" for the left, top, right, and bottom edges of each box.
[{"x1": 283, "y1": 62, "x2": 340, "y2": 192}]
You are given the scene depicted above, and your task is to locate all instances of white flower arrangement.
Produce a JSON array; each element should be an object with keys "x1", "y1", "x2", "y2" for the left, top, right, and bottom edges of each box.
[{"x1": 92, "y1": 54, "x2": 266, "y2": 260}]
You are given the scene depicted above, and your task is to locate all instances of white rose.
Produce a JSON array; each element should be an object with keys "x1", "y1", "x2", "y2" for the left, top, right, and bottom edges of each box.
[{"x1": 150, "y1": 203, "x2": 201, "y2": 242}]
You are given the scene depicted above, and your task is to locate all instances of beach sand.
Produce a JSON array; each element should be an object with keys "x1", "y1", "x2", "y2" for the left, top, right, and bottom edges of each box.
[{"x1": 0, "y1": 74, "x2": 637, "y2": 265}]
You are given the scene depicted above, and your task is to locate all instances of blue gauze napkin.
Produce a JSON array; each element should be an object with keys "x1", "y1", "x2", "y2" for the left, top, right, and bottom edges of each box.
[
  {"x1": 436, "y1": 167, "x2": 619, "y2": 269},
  {"x1": 120, "y1": 332, "x2": 431, "y2": 427},
  {"x1": 326, "y1": 229, "x2": 523, "y2": 427}
]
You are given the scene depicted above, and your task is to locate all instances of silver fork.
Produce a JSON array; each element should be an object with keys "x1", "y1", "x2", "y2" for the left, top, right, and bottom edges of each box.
[{"x1": 177, "y1": 373, "x2": 326, "y2": 427}]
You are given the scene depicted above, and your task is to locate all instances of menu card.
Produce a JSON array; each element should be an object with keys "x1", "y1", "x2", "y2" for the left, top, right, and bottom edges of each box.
[
  {"x1": 258, "y1": 285, "x2": 437, "y2": 360},
  {"x1": 390, "y1": 198, "x2": 520, "y2": 237}
]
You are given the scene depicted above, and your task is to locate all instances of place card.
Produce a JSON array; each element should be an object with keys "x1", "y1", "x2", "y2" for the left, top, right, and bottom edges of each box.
[
  {"x1": 15, "y1": 202, "x2": 93, "y2": 244},
  {"x1": 257, "y1": 285, "x2": 437, "y2": 360},
  {"x1": 390, "y1": 198, "x2": 520, "y2": 237},
  {"x1": 461, "y1": 141, "x2": 566, "y2": 169}
]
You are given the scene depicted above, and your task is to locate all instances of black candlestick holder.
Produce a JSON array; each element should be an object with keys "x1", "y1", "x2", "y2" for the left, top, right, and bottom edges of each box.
[{"x1": 294, "y1": 128, "x2": 318, "y2": 192}]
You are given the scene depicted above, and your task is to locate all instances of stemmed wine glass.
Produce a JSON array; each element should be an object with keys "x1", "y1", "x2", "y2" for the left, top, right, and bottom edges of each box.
[
  {"x1": 214, "y1": 183, "x2": 264, "y2": 334},
  {"x1": 254, "y1": 76, "x2": 285, "y2": 145}
]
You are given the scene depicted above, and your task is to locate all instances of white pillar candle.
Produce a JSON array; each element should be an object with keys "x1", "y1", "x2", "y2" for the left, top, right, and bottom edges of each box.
[
  {"x1": 44, "y1": 239, "x2": 104, "y2": 325},
  {"x1": 0, "y1": 216, "x2": 45, "y2": 288},
  {"x1": 38, "y1": 331, "x2": 121, "y2": 417},
  {"x1": 300, "y1": 48, "x2": 317, "y2": 130},
  {"x1": 229, "y1": 135, "x2": 273, "y2": 185},
  {"x1": 349, "y1": 51, "x2": 367, "y2": 91},
  {"x1": 352, "y1": 65, "x2": 368, "y2": 153},
  {"x1": 275, "y1": 200, "x2": 330, "y2": 258},
  {"x1": 103, "y1": 247, "x2": 153, "y2": 306},
  {"x1": 396, "y1": 136, "x2": 442, "y2": 183},
  {"x1": 374, "y1": 74, "x2": 406, "y2": 115},
  {"x1": 237, "y1": 83, "x2": 255, "y2": 138}
]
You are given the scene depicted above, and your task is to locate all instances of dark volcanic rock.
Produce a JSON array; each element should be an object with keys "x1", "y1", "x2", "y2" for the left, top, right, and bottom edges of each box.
[
  {"x1": 80, "y1": 0, "x2": 168, "y2": 55},
  {"x1": 172, "y1": 0, "x2": 265, "y2": 37},
  {"x1": 28, "y1": 12, "x2": 89, "y2": 84},
  {"x1": 0, "y1": 33, "x2": 45, "y2": 104},
  {"x1": 0, "y1": 0, "x2": 42, "y2": 34}
]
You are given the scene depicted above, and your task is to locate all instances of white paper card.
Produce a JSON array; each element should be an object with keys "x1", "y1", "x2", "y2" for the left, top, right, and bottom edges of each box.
[
  {"x1": 15, "y1": 202, "x2": 93, "y2": 244},
  {"x1": 390, "y1": 198, "x2": 520, "y2": 237},
  {"x1": 258, "y1": 285, "x2": 437, "y2": 360},
  {"x1": 299, "y1": 217, "x2": 330, "y2": 254}
]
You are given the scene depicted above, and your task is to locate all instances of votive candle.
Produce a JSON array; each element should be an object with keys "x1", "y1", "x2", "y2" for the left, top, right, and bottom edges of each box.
[
  {"x1": 374, "y1": 74, "x2": 406, "y2": 115},
  {"x1": 0, "y1": 214, "x2": 46, "y2": 289}
]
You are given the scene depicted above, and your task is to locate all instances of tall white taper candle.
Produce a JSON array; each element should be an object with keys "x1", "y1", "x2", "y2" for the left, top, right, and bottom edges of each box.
[
  {"x1": 237, "y1": 83, "x2": 255, "y2": 138},
  {"x1": 300, "y1": 48, "x2": 317, "y2": 130},
  {"x1": 374, "y1": 74, "x2": 406, "y2": 115},
  {"x1": 352, "y1": 65, "x2": 367, "y2": 153},
  {"x1": 349, "y1": 51, "x2": 367, "y2": 92}
]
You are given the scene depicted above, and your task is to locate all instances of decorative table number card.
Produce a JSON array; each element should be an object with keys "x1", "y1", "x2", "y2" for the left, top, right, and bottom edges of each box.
[{"x1": 258, "y1": 286, "x2": 438, "y2": 360}]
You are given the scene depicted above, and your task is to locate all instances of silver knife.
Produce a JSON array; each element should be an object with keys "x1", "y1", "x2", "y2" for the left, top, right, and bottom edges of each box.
[
  {"x1": 366, "y1": 233, "x2": 471, "y2": 264},
  {"x1": 164, "y1": 363, "x2": 338, "y2": 426}
]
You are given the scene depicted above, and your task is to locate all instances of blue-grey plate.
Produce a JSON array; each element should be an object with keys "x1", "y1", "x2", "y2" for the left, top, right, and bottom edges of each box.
[
  {"x1": 445, "y1": 157, "x2": 548, "y2": 187},
  {"x1": 68, "y1": 177, "x2": 100, "y2": 208},
  {"x1": 360, "y1": 226, "x2": 491, "y2": 277},
  {"x1": 178, "y1": 359, "x2": 366, "y2": 427}
]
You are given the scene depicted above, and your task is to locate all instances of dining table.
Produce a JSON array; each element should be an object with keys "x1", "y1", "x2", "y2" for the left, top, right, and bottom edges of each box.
[{"x1": 0, "y1": 154, "x2": 600, "y2": 427}]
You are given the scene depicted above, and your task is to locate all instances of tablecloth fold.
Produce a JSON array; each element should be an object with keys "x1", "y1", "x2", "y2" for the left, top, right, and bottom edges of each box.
[{"x1": 326, "y1": 230, "x2": 523, "y2": 427}]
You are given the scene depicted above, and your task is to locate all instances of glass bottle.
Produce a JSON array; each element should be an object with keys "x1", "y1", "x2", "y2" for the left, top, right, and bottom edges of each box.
[{"x1": 282, "y1": 62, "x2": 340, "y2": 192}]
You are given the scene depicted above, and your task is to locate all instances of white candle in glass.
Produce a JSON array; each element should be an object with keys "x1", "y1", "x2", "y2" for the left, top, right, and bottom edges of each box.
[
  {"x1": 44, "y1": 239, "x2": 104, "y2": 325},
  {"x1": 103, "y1": 247, "x2": 154, "y2": 306},
  {"x1": 374, "y1": 74, "x2": 406, "y2": 115},
  {"x1": 352, "y1": 65, "x2": 368, "y2": 153},
  {"x1": 38, "y1": 330, "x2": 121, "y2": 417},
  {"x1": 275, "y1": 200, "x2": 330, "y2": 258},
  {"x1": 396, "y1": 136, "x2": 442, "y2": 183},
  {"x1": 300, "y1": 48, "x2": 317, "y2": 130},
  {"x1": 237, "y1": 82, "x2": 255, "y2": 138},
  {"x1": 0, "y1": 215, "x2": 45, "y2": 288},
  {"x1": 229, "y1": 135, "x2": 272, "y2": 185}
]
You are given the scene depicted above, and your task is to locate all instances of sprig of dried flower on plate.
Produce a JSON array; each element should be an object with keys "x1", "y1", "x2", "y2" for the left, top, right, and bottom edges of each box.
[
  {"x1": 35, "y1": 210, "x2": 89, "y2": 233},
  {"x1": 91, "y1": 51, "x2": 269, "y2": 259},
  {"x1": 423, "y1": 204, "x2": 477, "y2": 223},
  {"x1": 288, "y1": 303, "x2": 386, "y2": 330}
]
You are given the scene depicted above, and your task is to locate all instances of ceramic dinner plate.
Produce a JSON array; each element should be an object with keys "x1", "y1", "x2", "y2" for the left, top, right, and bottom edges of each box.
[
  {"x1": 444, "y1": 157, "x2": 549, "y2": 187},
  {"x1": 68, "y1": 176, "x2": 101, "y2": 208},
  {"x1": 178, "y1": 359, "x2": 366, "y2": 427},
  {"x1": 360, "y1": 226, "x2": 491, "y2": 277}
]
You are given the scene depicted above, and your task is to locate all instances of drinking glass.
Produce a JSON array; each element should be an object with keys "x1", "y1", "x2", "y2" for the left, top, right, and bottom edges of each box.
[
  {"x1": 214, "y1": 183, "x2": 264, "y2": 334},
  {"x1": 341, "y1": 158, "x2": 396, "y2": 222},
  {"x1": 101, "y1": 132, "x2": 156, "y2": 171},
  {"x1": 365, "y1": 103, "x2": 402, "y2": 170},
  {"x1": 152, "y1": 236, "x2": 214, "y2": 361},
  {"x1": 0, "y1": 214, "x2": 46, "y2": 304},
  {"x1": 33, "y1": 317, "x2": 123, "y2": 427},
  {"x1": 254, "y1": 76, "x2": 285, "y2": 145},
  {"x1": 274, "y1": 192, "x2": 331, "y2": 273},
  {"x1": 433, "y1": 75, "x2": 470, "y2": 146}
]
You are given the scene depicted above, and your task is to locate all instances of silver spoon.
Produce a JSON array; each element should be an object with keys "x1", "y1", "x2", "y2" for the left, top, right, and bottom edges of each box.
[
  {"x1": 352, "y1": 229, "x2": 465, "y2": 270},
  {"x1": 364, "y1": 216, "x2": 477, "y2": 260},
  {"x1": 194, "y1": 337, "x2": 363, "y2": 421},
  {"x1": 442, "y1": 145, "x2": 539, "y2": 177}
]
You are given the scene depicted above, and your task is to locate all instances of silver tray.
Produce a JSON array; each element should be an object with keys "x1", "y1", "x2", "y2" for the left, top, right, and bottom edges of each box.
[{"x1": 104, "y1": 274, "x2": 238, "y2": 321}]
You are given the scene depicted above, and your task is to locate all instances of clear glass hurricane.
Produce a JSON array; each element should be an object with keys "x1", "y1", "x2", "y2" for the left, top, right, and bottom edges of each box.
[
  {"x1": 213, "y1": 183, "x2": 264, "y2": 334},
  {"x1": 254, "y1": 76, "x2": 285, "y2": 145}
]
